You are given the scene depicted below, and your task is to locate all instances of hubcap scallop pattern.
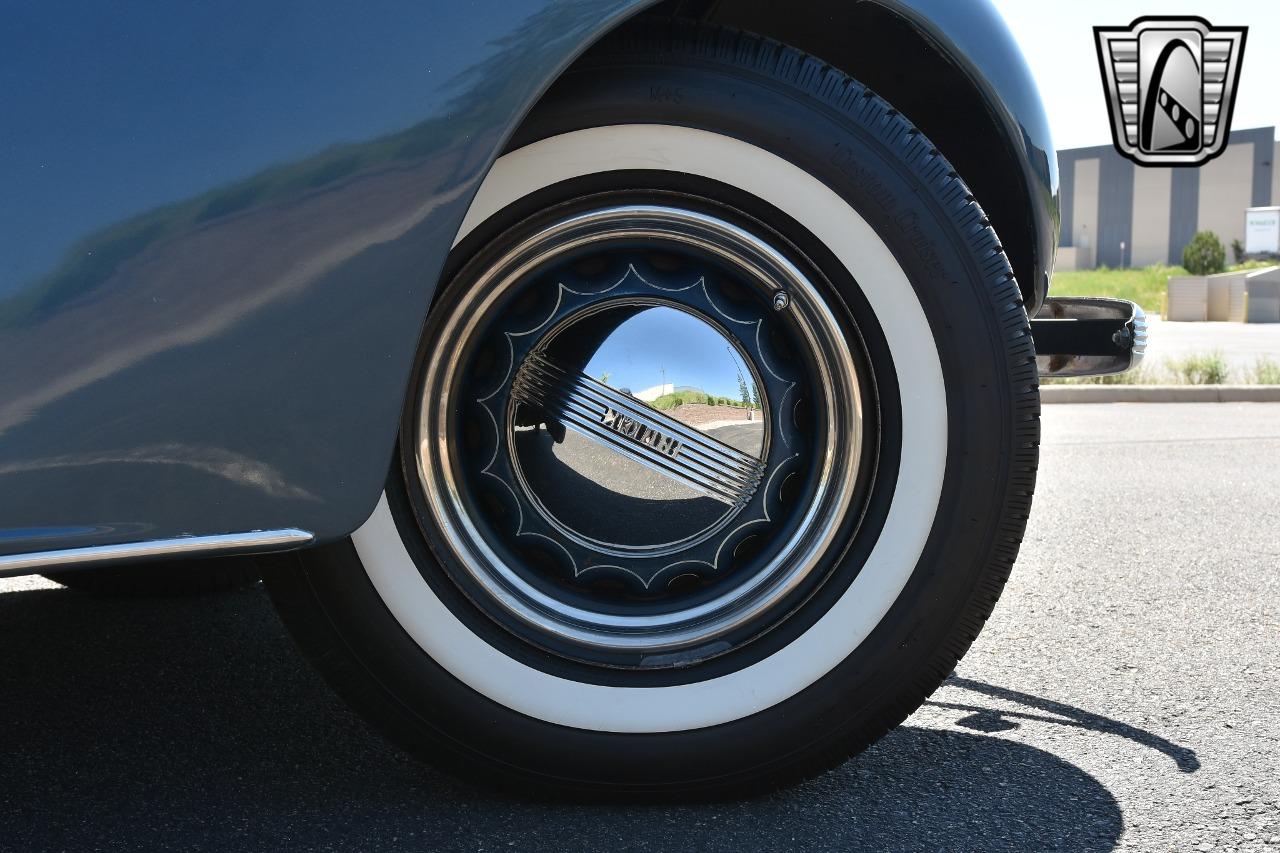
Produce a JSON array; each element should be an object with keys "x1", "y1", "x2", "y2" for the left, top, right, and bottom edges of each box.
[
  {"x1": 474, "y1": 263, "x2": 804, "y2": 596},
  {"x1": 414, "y1": 204, "x2": 862, "y2": 661}
]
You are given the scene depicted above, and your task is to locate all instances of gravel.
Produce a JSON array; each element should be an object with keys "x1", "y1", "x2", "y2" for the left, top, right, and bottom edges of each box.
[{"x1": 0, "y1": 402, "x2": 1276, "y2": 852}]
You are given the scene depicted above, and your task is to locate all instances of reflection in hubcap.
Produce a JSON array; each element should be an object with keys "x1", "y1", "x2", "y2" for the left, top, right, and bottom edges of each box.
[
  {"x1": 510, "y1": 304, "x2": 768, "y2": 550},
  {"x1": 413, "y1": 203, "x2": 863, "y2": 664}
]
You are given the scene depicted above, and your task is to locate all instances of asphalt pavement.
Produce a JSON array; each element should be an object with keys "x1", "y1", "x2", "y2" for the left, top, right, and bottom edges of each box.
[{"x1": 0, "y1": 403, "x2": 1277, "y2": 852}]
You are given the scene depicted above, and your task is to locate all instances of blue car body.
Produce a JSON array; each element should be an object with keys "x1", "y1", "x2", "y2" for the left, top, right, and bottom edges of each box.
[{"x1": 0, "y1": 0, "x2": 1056, "y2": 566}]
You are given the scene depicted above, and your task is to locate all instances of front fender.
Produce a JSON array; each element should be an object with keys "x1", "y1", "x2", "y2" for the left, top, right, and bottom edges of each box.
[
  {"x1": 0, "y1": 0, "x2": 1055, "y2": 562},
  {"x1": 887, "y1": 0, "x2": 1060, "y2": 308},
  {"x1": 0, "y1": 0, "x2": 654, "y2": 558}
]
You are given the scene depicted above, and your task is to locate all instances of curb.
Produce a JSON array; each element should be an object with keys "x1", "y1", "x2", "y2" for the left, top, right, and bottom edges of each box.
[{"x1": 1041, "y1": 385, "x2": 1280, "y2": 404}]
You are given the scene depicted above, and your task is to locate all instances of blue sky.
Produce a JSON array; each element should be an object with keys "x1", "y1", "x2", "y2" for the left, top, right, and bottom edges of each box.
[
  {"x1": 990, "y1": 0, "x2": 1280, "y2": 150},
  {"x1": 582, "y1": 307, "x2": 755, "y2": 400}
]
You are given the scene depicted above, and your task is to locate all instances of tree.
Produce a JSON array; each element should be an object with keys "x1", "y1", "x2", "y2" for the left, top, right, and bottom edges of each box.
[
  {"x1": 1182, "y1": 231, "x2": 1226, "y2": 275},
  {"x1": 1231, "y1": 238, "x2": 1246, "y2": 265}
]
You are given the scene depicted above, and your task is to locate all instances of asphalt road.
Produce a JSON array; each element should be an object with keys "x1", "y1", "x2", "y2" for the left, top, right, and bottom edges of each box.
[{"x1": 1, "y1": 403, "x2": 1277, "y2": 852}]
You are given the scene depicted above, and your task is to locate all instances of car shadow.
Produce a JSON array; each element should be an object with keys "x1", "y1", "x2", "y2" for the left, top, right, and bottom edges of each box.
[
  {"x1": 930, "y1": 676, "x2": 1200, "y2": 773},
  {"x1": 0, "y1": 583, "x2": 1133, "y2": 852}
]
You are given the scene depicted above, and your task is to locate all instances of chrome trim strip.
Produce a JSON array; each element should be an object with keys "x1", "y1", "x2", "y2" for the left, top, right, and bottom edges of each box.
[
  {"x1": 512, "y1": 352, "x2": 765, "y2": 506},
  {"x1": 520, "y1": 352, "x2": 761, "y2": 471},
  {"x1": 0, "y1": 528, "x2": 314, "y2": 576}
]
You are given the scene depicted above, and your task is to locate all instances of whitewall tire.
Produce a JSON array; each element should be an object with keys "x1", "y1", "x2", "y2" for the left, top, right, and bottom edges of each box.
[{"x1": 264, "y1": 20, "x2": 1038, "y2": 795}]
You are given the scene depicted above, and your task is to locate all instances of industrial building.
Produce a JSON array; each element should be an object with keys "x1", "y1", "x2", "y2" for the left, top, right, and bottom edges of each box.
[{"x1": 1057, "y1": 126, "x2": 1279, "y2": 269}]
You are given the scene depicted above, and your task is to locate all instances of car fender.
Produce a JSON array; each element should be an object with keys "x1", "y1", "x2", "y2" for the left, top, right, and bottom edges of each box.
[{"x1": 0, "y1": 0, "x2": 1054, "y2": 563}]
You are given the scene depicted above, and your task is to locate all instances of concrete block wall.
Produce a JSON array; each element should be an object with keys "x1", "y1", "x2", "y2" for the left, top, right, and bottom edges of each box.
[
  {"x1": 1244, "y1": 267, "x2": 1280, "y2": 323},
  {"x1": 1164, "y1": 267, "x2": 1280, "y2": 322}
]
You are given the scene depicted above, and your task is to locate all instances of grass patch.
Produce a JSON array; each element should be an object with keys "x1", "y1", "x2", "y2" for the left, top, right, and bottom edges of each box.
[
  {"x1": 650, "y1": 391, "x2": 748, "y2": 410},
  {"x1": 1051, "y1": 265, "x2": 1184, "y2": 313},
  {"x1": 1051, "y1": 261, "x2": 1276, "y2": 315},
  {"x1": 1169, "y1": 350, "x2": 1229, "y2": 385},
  {"x1": 1252, "y1": 357, "x2": 1280, "y2": 385},
  {"x1": 1231, "y1": 259, "x2": 1278, "y2": 272}
]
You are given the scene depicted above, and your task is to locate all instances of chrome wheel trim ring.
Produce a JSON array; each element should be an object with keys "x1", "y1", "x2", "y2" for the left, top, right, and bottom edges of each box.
[{"x1": 414, "y1": 204, "x2": 862, "y2": 656}]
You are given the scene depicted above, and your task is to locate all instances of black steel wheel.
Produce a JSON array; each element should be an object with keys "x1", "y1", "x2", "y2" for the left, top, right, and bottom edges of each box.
[{"x1": 410, "y1": 200, "x2": 869, "y2": 670}]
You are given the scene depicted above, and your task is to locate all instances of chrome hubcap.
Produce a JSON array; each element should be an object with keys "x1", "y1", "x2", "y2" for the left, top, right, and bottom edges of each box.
[
  {"x1": 414, "y1": 204, "x2": 862, "y2": 664},
  {"x1": 509, "y1": 301, "x2": 768, "y2": 551}
]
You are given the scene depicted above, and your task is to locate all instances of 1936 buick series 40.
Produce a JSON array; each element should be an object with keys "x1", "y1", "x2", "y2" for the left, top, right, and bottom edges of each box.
[{"x1": 0, "y1": 0, "x2": 1143, "y2": 795}]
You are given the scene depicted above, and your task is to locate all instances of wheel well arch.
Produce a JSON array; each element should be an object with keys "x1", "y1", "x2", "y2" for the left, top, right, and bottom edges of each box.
[{"x1": 533, "y1": 0, "x2": 1045, "y2": 308}]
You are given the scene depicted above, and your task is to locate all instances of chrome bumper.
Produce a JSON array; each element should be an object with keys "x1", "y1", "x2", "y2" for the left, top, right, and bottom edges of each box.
[{"x1": 1031, "y1": 297, "x2": 1147, "y2": 378}]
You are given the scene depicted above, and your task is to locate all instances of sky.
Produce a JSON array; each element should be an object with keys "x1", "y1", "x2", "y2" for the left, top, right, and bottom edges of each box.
[
  {"x1": 582, "y1": 307, "x2": 756, "y2": 400},
  {"x1": 989, "y1": 0, "x2": 1280, "y2": 150}
]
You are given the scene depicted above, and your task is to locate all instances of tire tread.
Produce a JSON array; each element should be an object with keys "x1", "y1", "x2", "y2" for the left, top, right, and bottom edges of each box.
[{"x1": 576, "y1": 18, "x2": 1042, "y2": 794}]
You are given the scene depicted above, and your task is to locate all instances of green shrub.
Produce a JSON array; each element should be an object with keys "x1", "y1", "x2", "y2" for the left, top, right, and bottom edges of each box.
[
  {"x1": 1252, "y1": 357, "x2": 1280, "y2": 385},
  {"x1": 1171, "y1": 350, "x2": 1229, "y2": 384},
  {"x1": 651, "y1": 392, "x2": 681, "y2": 409},
  {"x1": 1231, "y1": 238, "x2": 1246, "y2": 265},
  {"x1": 1181, "y1": 231, "x2": 1226, "y2": 275},
  {"x1": 653, "y1": 390, "x2": 728, "y2": 409}
]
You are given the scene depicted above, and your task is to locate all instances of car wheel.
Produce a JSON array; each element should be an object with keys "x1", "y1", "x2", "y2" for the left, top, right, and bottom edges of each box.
[
  {"x1": 46, "y1": 556, "x2": 260, "y2": 596},
  {"x1": 263, "y1": 21, "x2": 1039, "y2": 796}
]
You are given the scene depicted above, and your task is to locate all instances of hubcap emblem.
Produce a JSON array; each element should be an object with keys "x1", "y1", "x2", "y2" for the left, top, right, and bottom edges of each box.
[{"x1": 601, "y1": 408, "x2": 683, "y2": 458}]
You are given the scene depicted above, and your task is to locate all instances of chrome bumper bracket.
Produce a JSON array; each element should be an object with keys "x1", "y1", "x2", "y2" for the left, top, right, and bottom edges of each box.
[{"x1": 1032, "y1": 297, "x2": 1147, "y2": 378}]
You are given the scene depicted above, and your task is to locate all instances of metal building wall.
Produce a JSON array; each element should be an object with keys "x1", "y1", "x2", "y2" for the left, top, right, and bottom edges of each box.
[
  {"x1": 1198, "y1": 142, "x2": 1256, "y2": 252},
  {"x1": 1096, "y1": 155, "x2": 1134, "y2": 267},
  {"x1": 1168, "y1": 169, "x2": 1200, "y2": 265},
  {"x1": 1057, "y1": 127, "x2": 1276, "y2": 269},
  {"x1": 1130, "y1": 167, "x2": 1171, "y2": 266},
  {"x1": 1273, "y1": 142, "x2": 1280, "y2": 208},
  {"x1": 1072, "y1": 157, "x2": 1100, "y2": 262}
]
